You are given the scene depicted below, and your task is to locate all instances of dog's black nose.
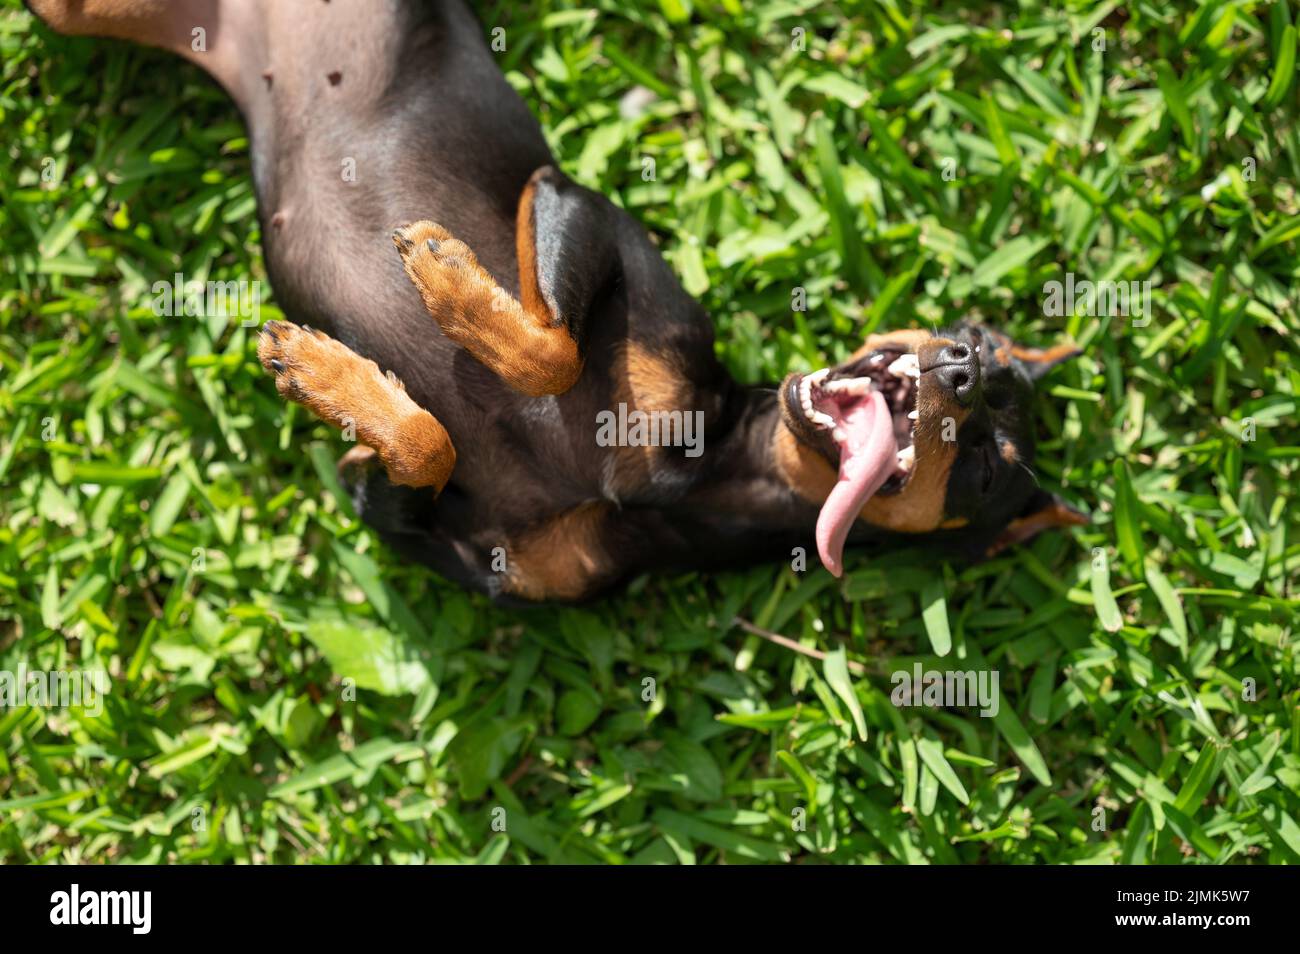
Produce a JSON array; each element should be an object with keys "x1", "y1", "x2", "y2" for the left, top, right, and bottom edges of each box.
[{"x1": 931, "y1": 342, "x2": 979, "y2": 406}]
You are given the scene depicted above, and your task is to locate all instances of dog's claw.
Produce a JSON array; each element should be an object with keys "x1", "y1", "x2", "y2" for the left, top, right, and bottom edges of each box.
[
  {"x1": 392, "y1": 229, "x2": 414, "y2": 254},
  {"x1": 426, "y1": 238, "x2": 440, "y2": 254},
  {"x1": 270, "y1": 359, "x2": 285, "y2": 373}
]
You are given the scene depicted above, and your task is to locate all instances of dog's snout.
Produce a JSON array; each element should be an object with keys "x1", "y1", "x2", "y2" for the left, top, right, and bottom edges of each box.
[{"x1": 931, "y1": 342, "x2": 979, "y2": 406}]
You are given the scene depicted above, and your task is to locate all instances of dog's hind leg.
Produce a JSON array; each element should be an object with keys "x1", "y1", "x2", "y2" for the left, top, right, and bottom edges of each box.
[
  {"x1": 393, "y1": 166, "x2": 619, "y2": 398},
  {"x1": 257, "y1": 321, "x2": 456, "y2": 491},
  {"x1": 26, "y1": 0, "x2": 257, "y2": 106}
]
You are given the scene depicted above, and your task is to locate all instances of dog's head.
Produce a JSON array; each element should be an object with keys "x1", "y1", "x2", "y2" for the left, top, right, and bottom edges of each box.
[{"x1": 775, "y1": 322, "x2": 1087, "y2": 575}]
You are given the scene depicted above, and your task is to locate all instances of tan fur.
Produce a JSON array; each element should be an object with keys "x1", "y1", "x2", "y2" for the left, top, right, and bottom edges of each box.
[
  {"x1": 29, "y1": 0, "x2": 179, "y2": 38},
  {"x1": 773, "y1": 333, "x2": 974, "y2": 534},
  {"x1": 987, "y1": 500, "x2": 1087, "y2": 556},
  {"x1": 28, "y1": 0, "x2": 248, "y2": 98},
  {"x1": 504, "y1": 502, "x2": 616, "y2": 601},
  {"x1": 598, "y1": 342, "x2": 697, "y2": 497},
  {"x1": 337, "y1": 444, "x2": 379, "y2": 485},
  {"x1": 393, "y1": 214, "x2": 582, "y2": 398},
  {"x1": 615, "y1": 341, "x2": 693, "y2": 413},
  {"x1": 1010, "y1": 342, "x2": 1081, "y2": 367},
  {"x1": 979, "y1": 328, "x2": 1015, "y2": 367},
  {"x1": 847, "y1": 328, "x2": 936, "y2": 362},
  {"x1": 859, "y1": 399, "x2": 969, "y2": 533},
  {"x1": 773, "y1": 425, "x2": 834, "y2": 499},
  {"x1": 257, "y1": 321, "x2": 455, "y2": 490},
  {"x1": 515, "y1": 177, "x2": 548, "y2": 323}
]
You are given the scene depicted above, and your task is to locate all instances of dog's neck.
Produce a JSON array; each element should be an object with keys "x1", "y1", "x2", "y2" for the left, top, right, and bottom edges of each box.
[{"x1": 647, "y1": 385, "x2": 823, "y2": 564}]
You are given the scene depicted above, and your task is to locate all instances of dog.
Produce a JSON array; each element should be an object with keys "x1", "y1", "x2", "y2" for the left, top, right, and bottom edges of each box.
[{"x1": 27, "y1": 0, "x2": 1087, "y2": 602}]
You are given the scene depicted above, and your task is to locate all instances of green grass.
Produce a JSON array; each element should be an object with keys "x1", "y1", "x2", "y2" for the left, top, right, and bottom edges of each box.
[{"x1": 2, "y1": 0, "x2": 1298, "y2": 864}]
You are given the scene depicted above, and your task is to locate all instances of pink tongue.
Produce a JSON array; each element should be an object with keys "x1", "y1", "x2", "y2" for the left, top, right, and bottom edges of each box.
[{"x1": 815, "y1": 389, "x2": 898, "y2": 577}]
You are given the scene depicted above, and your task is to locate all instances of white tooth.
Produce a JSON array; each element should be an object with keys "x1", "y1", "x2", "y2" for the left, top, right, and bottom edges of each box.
[
  {"x1": 896, "y1": 445, "x2": 915, "y2": 472},
  {"x1": 800, "y1": 369, "x2": 838, "y2": 431},
  {"x1": 908, "y1": 410, "x2": 918, "y2": 421},
  {"x1": 870, "y1": 354, "x2": 884, "y2": 364},
  {"x1": 888, "y1": 354, "x2": 919, "y2": 380},
  {"x1": 825, "y1": 377, "x2": 873, "y2": 396}
]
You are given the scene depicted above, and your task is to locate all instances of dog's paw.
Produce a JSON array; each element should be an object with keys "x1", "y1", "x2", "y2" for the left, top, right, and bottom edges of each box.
[
  {"x1": 256, "y1": 319, "x2": 352, "y2": 403},
  {"x1": 389, "y1": 218, "x2": 578, "y2": 397},
  {"x1": 392, "y1": 221, "x2": 505, "y2": 335},
  {"x1": 255, "y1": 319, "x2": 455, "y2": 491},
  {"x1": 392, "y1": 221, "x2": 479, "y2": 270}
]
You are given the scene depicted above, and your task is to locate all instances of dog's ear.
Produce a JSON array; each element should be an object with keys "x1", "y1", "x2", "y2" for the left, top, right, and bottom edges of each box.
[
  {"x1": 979, "y1": 327, "x2": 1082, "y2": 382},
  {"x1": 986, "y1": 488, "x2": 1088, "y2": 556},
  {"x1": 1008, "y1": 341, "x2": 1083, "y2": 381}
]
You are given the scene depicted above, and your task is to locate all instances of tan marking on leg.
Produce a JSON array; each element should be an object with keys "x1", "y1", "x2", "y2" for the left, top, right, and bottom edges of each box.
[
  {"x1": 338, "y1": 444, "x2": 378, "y2": 472},
  {"x1": 29, "y1": 0, "x2": 180, "y2": 41},
  {"x1": 515, "y1": 176, "x2": 549, "y2": 323},
  {"x1": 393, "y1": 219, "x2": 581, "y2": 397},
  {"x1": 28, "y1": 0, "x2": 248, "y2": 100},
  {"x1": 337, "y1": 444, "x2": 380, "y2": 488},
  {"x1": 598, "y1": 342, "x2": 699, "y2": 497},
  {"x1": 504, "y1": 502, "x2": 615, "y2": 601},
  {"x1": 257, "y1": 321, "x2": 455, "y2": 490},
  {"x1": 614, "y1": 341, "x2": 694, "y2": 413}
]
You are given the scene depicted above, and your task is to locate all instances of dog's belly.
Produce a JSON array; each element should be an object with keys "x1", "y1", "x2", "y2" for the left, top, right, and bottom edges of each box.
[
  {"x1": 236, "y1": 2, "x2": 574, "y2": 484},
  {"x1": 233, "y1": 2, "x2": 641, "y2": 557},
  {"x1": 242, "y1": 0, "x2": 550, "y2": 373},
  {"x1": 201, "y1": 1, "x2": 736, "y2": 590}
]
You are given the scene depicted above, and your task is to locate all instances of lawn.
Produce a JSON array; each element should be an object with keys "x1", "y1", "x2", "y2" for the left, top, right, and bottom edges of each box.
[{"x1": 1, "y1": 0, "x2": 1297, "y2": 864}]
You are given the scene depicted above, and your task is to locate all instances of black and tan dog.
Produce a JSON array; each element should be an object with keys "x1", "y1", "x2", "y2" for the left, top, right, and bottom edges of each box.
[{"x1": 29, "y1": 0, "x2": 1086, "y2": 602}]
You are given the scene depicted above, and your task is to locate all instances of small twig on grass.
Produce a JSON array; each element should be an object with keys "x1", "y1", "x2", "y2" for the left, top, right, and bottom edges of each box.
[
  {"x1": 504, "y1": 753, "x2": 534, "y2": 788},
  {"x1": 732, "y1": 617, "x2": 867, "y2": 675}
]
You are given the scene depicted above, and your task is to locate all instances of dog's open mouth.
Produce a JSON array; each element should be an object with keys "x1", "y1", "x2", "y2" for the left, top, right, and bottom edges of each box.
[{"x1": 784, "y1": 348, "x2": 920, "y2": 577}]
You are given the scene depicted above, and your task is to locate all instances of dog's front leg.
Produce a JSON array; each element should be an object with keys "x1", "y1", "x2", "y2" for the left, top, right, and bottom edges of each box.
[
  {"x1": 392, "y1": 166, "x2": 618, "y2": 397},
  {"x1": 256, "y1": 321, "x2": 455, "y2": 491}
]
